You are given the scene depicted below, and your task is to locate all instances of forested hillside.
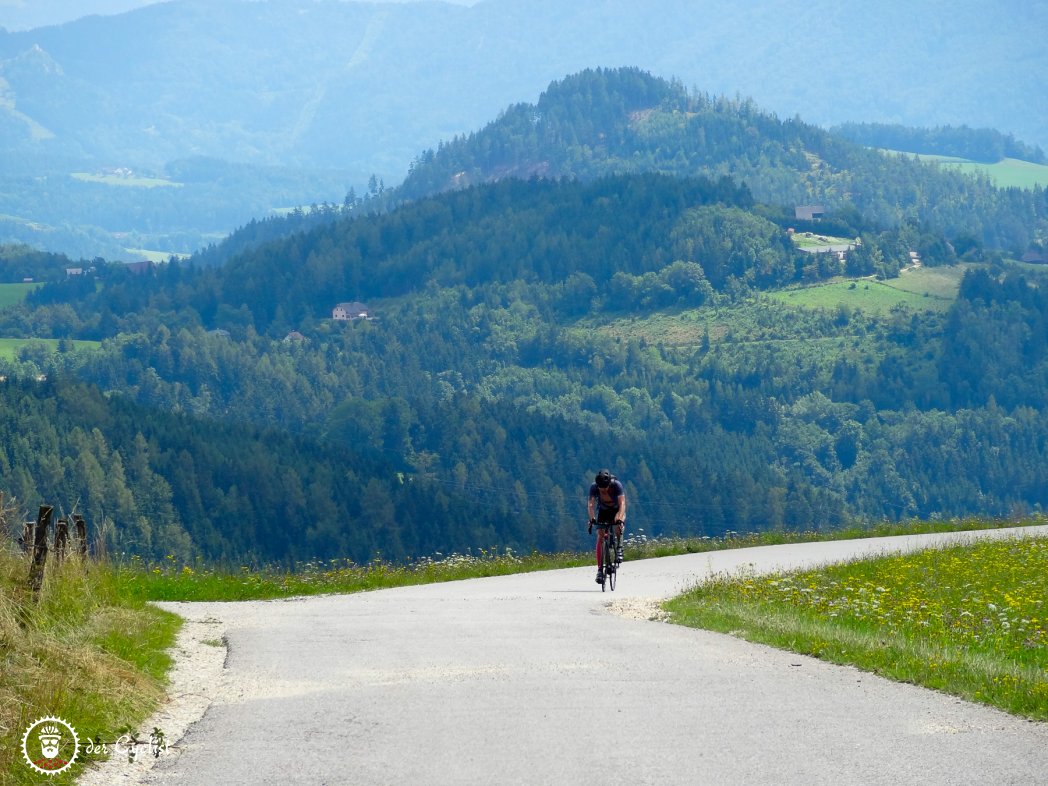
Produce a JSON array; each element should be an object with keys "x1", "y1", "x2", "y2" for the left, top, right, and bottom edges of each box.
[
  {"x1": 399, "y1": 69, "x2": 1048, "y2": 253},
  {"x1": 2, "y1": 163, "x2": 1047, "y2": 563}
]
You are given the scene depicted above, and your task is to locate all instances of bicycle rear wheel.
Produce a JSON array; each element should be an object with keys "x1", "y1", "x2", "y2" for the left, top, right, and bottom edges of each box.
[{"x1": 599, "y1": 531, "x2": 611, "y2": 592}]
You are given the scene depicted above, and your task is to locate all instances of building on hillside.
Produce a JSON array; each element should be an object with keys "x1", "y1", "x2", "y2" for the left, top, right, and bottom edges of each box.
[
  {"x1": 795, "y1": 205, "x2": 825, "y2": 221},
  {"x1": 126, "y1": 260, "x2": 155, "y2": 275},
  {"x1": 283, "y1": 331, "x2": 307, "y2": 343},
  {"x1": 332, "y1": 301, "x2": 373, "y2": 321}
]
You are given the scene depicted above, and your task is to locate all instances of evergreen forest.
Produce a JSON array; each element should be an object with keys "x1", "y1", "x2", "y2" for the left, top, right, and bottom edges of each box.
[{"x1": 2, "y1": 69, "x2": 1047, "y2": 565}]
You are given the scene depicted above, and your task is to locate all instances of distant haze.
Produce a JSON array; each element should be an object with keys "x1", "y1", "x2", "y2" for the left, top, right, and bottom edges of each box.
[
  {"x1": 0, "y1": 0, "x2": 478, "y2": 31},
  {"x1": 0, "y1": 0, "x2": 1044, "y2": 259}
]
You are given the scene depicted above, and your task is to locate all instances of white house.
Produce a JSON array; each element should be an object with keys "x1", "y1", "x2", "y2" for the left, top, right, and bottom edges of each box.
[{"x1": 332, "y1": 301, "x2": 372, "y2": 321}]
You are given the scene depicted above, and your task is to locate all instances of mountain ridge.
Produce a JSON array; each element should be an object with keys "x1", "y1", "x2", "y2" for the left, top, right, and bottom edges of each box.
[
  {"x1": 2, "y1": 1, "x2": 1045, "y2": 259},
  {"x1": 2, "y1": 0, "x2": 1044, "y2": 174}
]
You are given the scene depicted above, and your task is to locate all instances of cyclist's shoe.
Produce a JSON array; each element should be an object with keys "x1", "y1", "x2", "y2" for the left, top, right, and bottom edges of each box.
[
  {"x1": 596, "y1": 570, "x2": 604, "y2": 584},
  {"x1": 616, "y1": 546, "x2": 624, "y2": 564}
]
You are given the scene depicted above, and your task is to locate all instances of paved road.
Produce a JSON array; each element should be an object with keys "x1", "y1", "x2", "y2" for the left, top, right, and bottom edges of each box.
[{"x1": 146, "y1": 527, "x2": 1048, "y2": 785}]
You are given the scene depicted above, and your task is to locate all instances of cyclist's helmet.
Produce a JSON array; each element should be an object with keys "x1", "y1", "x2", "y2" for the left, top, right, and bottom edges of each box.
[{"x1": 595, "y1": 469, "x2": 612, "y2": 488}]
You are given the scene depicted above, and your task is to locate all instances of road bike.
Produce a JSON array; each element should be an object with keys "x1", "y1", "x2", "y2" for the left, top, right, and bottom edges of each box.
[{"x1": 595, "y1": 522, "x2": 619, "y2": 592}]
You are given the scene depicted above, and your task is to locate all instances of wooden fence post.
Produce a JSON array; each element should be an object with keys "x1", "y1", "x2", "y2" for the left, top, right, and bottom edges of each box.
[
  {"x1": 54, "y1": 517, "x2": 69, "y2": 563},
  {"x1": 28, "y1": 505, "x2": 53, "y2": 597},
  {"x1": 73, "y1": 514, "x2": 88, "y2": 559}
]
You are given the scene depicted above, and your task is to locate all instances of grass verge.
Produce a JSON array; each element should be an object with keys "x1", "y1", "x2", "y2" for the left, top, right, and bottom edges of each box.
[
  {"x1": 664, "y1": 533, "x2": 1048, "y2": 720},
  {"x1": 0, "y1": 548, "x2": 180, "y2": 785},
  {"x1": 116, "y1": 516, "x2": 1042, "y2": 603}
]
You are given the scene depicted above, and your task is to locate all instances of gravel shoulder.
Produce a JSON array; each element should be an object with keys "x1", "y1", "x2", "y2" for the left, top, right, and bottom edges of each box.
[{"x1": 77, "y1": 615, "x2": 227, "y2": 786}]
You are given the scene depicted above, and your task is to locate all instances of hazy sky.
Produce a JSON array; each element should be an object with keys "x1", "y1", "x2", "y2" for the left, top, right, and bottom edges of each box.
[{"x1": 0, "y1": 0, "x2": 479, "y2": 32}]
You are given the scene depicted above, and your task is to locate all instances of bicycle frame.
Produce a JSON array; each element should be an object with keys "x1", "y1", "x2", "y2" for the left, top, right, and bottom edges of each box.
[{"x1": 595, "y1": 522, "x2": 618, "y2": 591}]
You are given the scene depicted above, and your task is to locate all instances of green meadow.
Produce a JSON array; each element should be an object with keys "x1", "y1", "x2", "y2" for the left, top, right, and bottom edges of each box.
[
  {"x1": 770, "y1": 265, "x2": 968, "y2": 314},
  {"x1": 934, "y1": 157, "x2": 1048, "y2": 190},
  {"x1": 666, "y1": 533, "x2": 1048, "y2": 720},
  {"x1": 124, "y1": 249, "x2": 191, "y2": 263},
  {"x1": 0, "y1": 338, "x2": 101, "y2": 362},
  {"x1": 71, "y1": 172, "x2": 182, "y2": 188},
  {"x1": 790, "y1": 232, "x2": 856, "y2": 249},
  {"x1": 887, "y1": 152, "x2": 1048, "y2": 190},
  {"x1": 588, "y1": 265, "x2": 968, "y2": 352},
  {"x1": 0, "y1": 282, "x2": 42, "y2": 309}
]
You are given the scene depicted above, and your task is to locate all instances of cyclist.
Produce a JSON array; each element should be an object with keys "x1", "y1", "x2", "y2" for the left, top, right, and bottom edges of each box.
[{"x1": 587, "y1": 469, "x2": 626, "y2": 584}]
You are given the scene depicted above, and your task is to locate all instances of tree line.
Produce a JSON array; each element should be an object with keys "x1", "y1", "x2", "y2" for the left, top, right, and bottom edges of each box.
[{"x1": 831, "y1": 122, "x2": 1047, "y2": 164}]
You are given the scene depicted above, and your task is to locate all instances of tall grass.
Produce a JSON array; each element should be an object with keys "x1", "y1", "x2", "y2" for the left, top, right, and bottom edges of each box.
[
  {"x1": 665, "y1": 534, "x2": 1048, "y2": 720},
  {"x1": 0, "y1": 548, "x2": 179, "y2": 785}
]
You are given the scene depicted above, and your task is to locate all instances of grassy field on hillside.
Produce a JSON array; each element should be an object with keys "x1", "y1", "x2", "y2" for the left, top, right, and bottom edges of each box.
[
  {"x1": 0, "y1": 338, "x2": 101, "y2": 362},
  {"x1": 0, "y1": 282, "x2": 42, "y2": 309},
  {"x1": 770, "y1": 265, "x2": 968, "y2": 314},
  {"x1": 71, "y1": 173, "x2": 182, "y2": 189},
  {"x1": 882, "y1": 264, "x2": 970, "y2": 298},
  {"x1": 791, "y1": 232, "x2": 856, "y2": 249},
  {"x1": 885, "y1": 151, "x2": 1048, "y2": 189},
  {"x1": 769, "y1": 279, "x2": 946, "y2": 313},
  {"x1": 588, "y1": 267, "x2": 965, "y2": 350},
  {"x1": 884, "y1": 151, "x2": 1048, "y2": 191},
  {"x1": 124, "y1": 249, "x2": 191, "y2": 263},
  {"x1": 588, "y1": 296, "x2": 844, "y2": 348},
  {"x1": 665, "y1": 533, "x2": 1048, "y2": 720},
  {"x1": 935, "y1": 157, "x2": 1048, "y2": 190}
]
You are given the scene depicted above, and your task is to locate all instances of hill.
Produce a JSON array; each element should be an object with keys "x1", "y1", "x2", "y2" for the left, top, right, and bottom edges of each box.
[
  {"x1": 198, "y1": 68, "x2": 1048, "y2": 270},
  {"x1": 398, "y1": 69, "x2": 1048, "y2": 253},
  {"x1": 2, "y1": 170, "x2": 1048, "y2": 563},
  {"x1": 1, "y1": 0, "x2": 1046, "y2": 258},
  {"x1": 0, "y1": 0, "x2": 167, "y2": 31}
]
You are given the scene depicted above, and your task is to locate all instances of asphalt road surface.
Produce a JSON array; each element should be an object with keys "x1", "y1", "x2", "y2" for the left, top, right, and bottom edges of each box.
[{"x1": 144, "y1": 527, "x2": 1048, "y2": 785}]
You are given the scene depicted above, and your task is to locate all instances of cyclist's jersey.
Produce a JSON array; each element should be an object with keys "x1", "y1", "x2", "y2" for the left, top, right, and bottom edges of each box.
[{"x1": 589, "y1": 479, "x2": 624, "y2": 512}]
